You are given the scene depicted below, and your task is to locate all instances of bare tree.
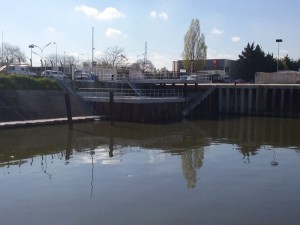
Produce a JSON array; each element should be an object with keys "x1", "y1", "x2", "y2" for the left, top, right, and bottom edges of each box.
[
  {"x1": 143, "y1": 59, "x2": 155, "y2": 73},
  {"x1": 129, "y1": 58, "x2": 156, "y2": 73},
  {"x1": 64, "y1": 55, "x2": 78, "y2": 66},
  {"x1": 45, "y1": 54, "x2": 59, "y2": 67},
  {"x1": 129, "y1": 59, "x2": 145, "y2": 70},
  {"x1": 100, "y1": 46, "x2": 127, "y2": 68},
  {"x1": 0, "y1": 42, "x2": 26, "y2": 64},
  {"x1": 182, "y1": 18, "x2": 207, "y2": 73}
]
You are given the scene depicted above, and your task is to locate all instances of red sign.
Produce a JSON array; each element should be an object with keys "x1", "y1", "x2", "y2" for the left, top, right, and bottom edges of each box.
[{"x1": 212, "y1": 59, "x2": 218, "y2": 66}]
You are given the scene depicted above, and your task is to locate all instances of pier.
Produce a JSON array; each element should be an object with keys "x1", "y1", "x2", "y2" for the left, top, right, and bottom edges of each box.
[
  {"x1": 2, "y1": 78, "x2": 300, "y2": 126},
  {"x1": 74, "y1": 79, "x2": 300, "y2": 122}
]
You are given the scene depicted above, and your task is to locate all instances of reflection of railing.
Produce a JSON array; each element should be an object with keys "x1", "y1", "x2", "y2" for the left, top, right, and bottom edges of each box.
[{"x1": 77, "y1": 88, "x2": 184, "y2": 98}]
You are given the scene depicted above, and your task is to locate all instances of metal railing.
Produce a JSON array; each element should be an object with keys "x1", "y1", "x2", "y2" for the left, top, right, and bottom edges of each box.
[
  {"x1": 77, "y1": 88, "x2": 183, "y2": 99},
  {"x1": 54, "y1": 77, "x2": 97, "y2": 114}
]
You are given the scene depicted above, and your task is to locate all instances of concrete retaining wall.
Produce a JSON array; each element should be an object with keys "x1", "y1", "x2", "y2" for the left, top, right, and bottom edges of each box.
[
  {"x1": 255, "y1": 71, "x2": 300, "y2": 84},
  {"x1": 0, "y1": 90, "x2": 94, "y2": 122}
]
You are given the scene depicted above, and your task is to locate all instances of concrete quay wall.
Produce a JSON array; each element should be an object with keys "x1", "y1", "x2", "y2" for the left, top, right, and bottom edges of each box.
[
  {"x1": 0, "y1": 90, "x2": 94, "y2": 122},
  {"x1": 90, "y1": 84, "x2": 300, "y2": 122},
  {"x1": 95, "y1": 101, "x2": 184, "y2": 123},
  {"x1": 212, "y1": 85, "x2": 300, "y2": 118},
  {"x1": 2, "y1": 84, "x2": 300, "y2": 124}
]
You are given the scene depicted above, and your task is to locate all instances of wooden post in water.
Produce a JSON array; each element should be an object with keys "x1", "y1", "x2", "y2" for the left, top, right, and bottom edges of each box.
[
  {"x1": 183, "y1": 83, "x2": 187, "y2": 97},
  {"x1": 65, "y1": 92, "x2": 73, "y2": 129},
  {"x1": 109, "y1": 91, "x2": 114, "y2": 125}
]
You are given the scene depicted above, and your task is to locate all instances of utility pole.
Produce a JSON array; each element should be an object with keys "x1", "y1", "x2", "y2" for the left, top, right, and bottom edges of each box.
[
  {"x1": 143, "y1": 42, "x2": 147, "y2": 72},
  {"x1": 1, "y1": 30, "x2": 3, "y2": 64},
  {"x1": 28, "y1": 44, "x2": 34, "y2": 68},
  {"x1": 276, "y1": 39, "x2": 282, "y2": 72},
  {"x1": 92, "y1": 27, "x2": 94, "y2": 64}
]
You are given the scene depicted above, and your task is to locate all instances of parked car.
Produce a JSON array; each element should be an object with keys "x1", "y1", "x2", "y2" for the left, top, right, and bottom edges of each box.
[
  {"x1": 187, "y1": 74, "x2": 200, "y2": 80},
  {"x1": 180, "y1": 75, "x2": 188, "y2": 80},
  {"x1": 7, "y1": 64, "x2": 37, "y2": 76},
  {"x1": 41, "y1": 70, "x2": 67, "y2": 80},
  {"x1": 74, "y1": 70, "x2": 92, "y2": 80},
  {"x1": 235, "y1": 79, "x2": 246, "y2": 83}
]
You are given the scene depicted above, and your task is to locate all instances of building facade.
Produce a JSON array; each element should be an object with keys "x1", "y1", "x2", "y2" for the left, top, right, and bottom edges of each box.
[{"x1": 172, "y1": 59, "x2": 240, "y2": 80}]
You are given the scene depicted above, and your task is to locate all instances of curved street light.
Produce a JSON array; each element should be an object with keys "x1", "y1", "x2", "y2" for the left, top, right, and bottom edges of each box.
[
  {"x1": 32, "y1": 42, "x2": 52, "y2": 66},
  {"x1": 32, "y1": 51, "x2": 43, "y2": 67}
]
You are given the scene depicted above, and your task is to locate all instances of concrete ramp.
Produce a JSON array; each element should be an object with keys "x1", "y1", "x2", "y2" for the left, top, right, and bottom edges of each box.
[{"x1": 182, "y1": 86, "x2": 216, "y2": 117}]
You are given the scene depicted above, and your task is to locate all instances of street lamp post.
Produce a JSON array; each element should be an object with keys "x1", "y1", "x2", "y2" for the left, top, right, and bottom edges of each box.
[
  {"x1": 276, "y1": 39, "x2": 282, "y2": 72},
  {"x1": 32, "y1": 51, "x2": 42, "y2": 67},
  {"x1": 53, "y1": 42, "x2": 57, "y2": 66},
  {"x1": 28, "y1": 44, "x2": 34, "y2": 68},
  {"x1": 32, "y1": 42, "x2": 52, "y2": 68}
]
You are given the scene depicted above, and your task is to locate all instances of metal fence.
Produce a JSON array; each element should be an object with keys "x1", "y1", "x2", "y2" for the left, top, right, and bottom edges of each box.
[{"x1": 77, "y1": 88, "x2": 183, "y2": 99}]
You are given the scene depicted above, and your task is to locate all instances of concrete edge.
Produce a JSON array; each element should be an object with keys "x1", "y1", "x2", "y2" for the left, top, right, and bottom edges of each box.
[{"x1": 0, "y1": 116, "x2": 102, "y2": 130}]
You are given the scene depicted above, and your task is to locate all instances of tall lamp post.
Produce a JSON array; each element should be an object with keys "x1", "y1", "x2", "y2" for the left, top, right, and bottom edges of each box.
[
  {"x1": 276, "y1": 39, "x2": 282, "y2": 72},
  {"x1": 32, "y1": 42, "x2": 52, "y2": 67},
  {"x1": 53, "y1": 42, "x2": 57, "y2": 66},
  {"x1": 28, "y1": 44, "x2": 34, "y2": 68}
]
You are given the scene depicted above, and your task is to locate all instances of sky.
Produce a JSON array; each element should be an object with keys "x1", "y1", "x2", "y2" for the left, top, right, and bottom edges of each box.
[{"x1": 1, "y1": 0, "x2": 300, "y2": 70}]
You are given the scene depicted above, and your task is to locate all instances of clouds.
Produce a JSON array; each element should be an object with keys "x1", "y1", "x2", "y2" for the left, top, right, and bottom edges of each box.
[
  {"x1": 211, "y1": 27, "x2": 224, "y2": 35},
  {"x1": 105, "y1": 28, "x2": 128, "y2": 39},
  {"x1": 46, "y1": 26, "x2": 55, "y2": 32},
  {"x1": 231, "y1": 36, "x2": 241, "y2": 42},
  {"x1": 75, "y1": 5, "x2": 169, "y2": 22},
  {"x1": 75, "y1": 5, "x2": 128, "y2": 40},
  {"x1": 150, "y1": 52, "x2": 173, "y2": 70},
  {"x1": 210, "y1": 26, "x2": 241, "y2": 43},
  {"x1": 75, "y1": 5, "x2": 125, "y2": 20},
  {"x1": 150, "y1": 11, "x2": 168, "y2": 20},
  {"x1": 207, "y1": 48, "x2": 236, "y2": 60}
]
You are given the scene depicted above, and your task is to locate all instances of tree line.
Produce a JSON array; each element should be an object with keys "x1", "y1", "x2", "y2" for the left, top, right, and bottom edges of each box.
[
  {"x1": 236, "y1": 42, "x2": 300, "y2": 81},
  {"x1": 182, "y1": 19, "x2": 300, "y2": 82},
  {"x1": 1, "y1": 18, "x2": 300, "y2": 81},
  {"x1": 0, "y1": 44, "x2": 166, "y2": 75}
]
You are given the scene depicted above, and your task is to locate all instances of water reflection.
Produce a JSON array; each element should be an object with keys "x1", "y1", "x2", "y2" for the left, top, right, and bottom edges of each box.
[
  {"x1": 90, "y1": 150, "x2": 95, "y2": 198},
  {"x1": 181, "y1": 148, "x2": 204, "y2": 188},
  {"x1": 1, "y1": 117, "x2": 300, "y2": 188}
]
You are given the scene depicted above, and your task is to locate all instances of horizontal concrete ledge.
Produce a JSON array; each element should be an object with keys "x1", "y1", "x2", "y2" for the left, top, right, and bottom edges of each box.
[{"x1": 0, "y1": 116, "x2": 102, "y2": 130}]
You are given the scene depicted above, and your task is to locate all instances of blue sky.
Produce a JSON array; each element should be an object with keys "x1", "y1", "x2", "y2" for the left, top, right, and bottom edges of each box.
[{"x1": 1, "y1": 0, "x2": 299, "y2": 70}]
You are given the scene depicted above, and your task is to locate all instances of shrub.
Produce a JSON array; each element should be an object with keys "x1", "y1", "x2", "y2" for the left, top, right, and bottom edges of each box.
[{"x1": 0, "y1": 73, "x2": 61, "y2": 90}]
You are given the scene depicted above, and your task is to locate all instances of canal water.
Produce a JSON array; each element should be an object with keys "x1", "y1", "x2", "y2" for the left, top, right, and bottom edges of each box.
[{"x1": 1, "y1": 117, "x2": 300, "y2": 225}]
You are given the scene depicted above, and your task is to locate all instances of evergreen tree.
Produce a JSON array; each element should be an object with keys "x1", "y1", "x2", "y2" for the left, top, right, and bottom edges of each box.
[{"x1": 237, "y1": 42, "x2": 276, "y2": 81}]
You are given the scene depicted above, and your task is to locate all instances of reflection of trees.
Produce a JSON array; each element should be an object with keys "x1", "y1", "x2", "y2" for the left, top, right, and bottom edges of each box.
[
  {"x1": 2, "y1": 117, "x2": 300, "y2": 180},
  {"x1": 181, "y1": 148, "x2": 204, "y2": 189}
]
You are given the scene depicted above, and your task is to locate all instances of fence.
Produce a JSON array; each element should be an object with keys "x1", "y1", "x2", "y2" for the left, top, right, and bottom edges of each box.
[{"x1": 77, "y1": 88, "x2": 183, "y2": 99}]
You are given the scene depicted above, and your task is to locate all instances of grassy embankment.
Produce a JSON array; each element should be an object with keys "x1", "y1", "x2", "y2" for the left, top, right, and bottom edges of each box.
[{"x1": 0, "y1": 73, "x2": 61, "y2": 90}]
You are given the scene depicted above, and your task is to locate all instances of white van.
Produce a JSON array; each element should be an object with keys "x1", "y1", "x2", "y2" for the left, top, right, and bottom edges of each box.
[{"x1": 7, "y1": 64, "x2": 37, "y2": 76}]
